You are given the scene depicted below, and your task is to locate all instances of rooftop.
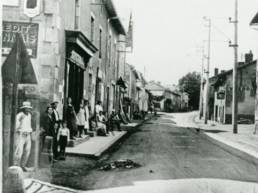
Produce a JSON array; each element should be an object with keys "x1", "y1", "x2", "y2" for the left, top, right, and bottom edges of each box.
[{"x1": 105, "y1": 0, "x2": 127, "y2": 35}]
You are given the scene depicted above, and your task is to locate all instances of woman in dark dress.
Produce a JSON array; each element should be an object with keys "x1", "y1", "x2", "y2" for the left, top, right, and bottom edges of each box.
[
  {"x1": 42, "y1": 106, "x2": 56, "y2": 161},
  {"x1": 66, "y1": 97, "x2": 78, "y2": 140}
]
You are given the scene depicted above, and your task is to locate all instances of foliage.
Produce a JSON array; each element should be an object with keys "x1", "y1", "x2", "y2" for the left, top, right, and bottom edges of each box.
[{"x1": 178, "y1": 72, "x2": 201, "y2": 110}]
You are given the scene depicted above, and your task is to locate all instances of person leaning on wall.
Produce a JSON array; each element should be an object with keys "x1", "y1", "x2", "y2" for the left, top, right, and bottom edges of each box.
[{"x1": 13, "y1": 101, "x2": 34, "y2": 172}]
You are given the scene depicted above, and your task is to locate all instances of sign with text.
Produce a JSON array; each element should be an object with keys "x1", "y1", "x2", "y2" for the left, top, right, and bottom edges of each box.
[
  {"x1": 2, "y1": 21, "x2": 39, "y2": 58},
  {"x1": 3, "y1": 0, "x2": 19, "y2": 6}
]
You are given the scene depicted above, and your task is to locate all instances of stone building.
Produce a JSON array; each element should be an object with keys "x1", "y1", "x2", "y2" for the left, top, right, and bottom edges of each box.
[
  {"x1": 2, "y1": 0, "x2": 126, "y2": 170},
  {"x1": 2, "y1": 0, "x2": 126, "y2": 116},
  {"x1": 203, "y1": 53, "x2": 257, "y2": 124}
]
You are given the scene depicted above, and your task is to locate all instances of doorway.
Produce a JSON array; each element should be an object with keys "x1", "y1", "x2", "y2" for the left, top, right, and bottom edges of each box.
[{"x1": 67, "y1": 62, "x2": 84, "y2": 112}]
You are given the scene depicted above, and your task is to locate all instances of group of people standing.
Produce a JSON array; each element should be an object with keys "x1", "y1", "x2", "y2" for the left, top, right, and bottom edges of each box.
[
  {"x1": 13, "y1": 97, "x2": 119, "y2": 169},
  {"x1": 42, "y1": 98, "x2": 90, "y2": 161}
]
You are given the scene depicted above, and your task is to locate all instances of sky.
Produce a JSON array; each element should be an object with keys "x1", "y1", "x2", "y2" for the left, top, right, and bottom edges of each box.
[{"x1": 114, "y1": 0, "x2": 258, "y2": 85}]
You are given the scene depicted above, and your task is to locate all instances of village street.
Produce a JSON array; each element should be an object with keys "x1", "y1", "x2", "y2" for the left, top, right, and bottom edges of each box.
[{"x1": 39, "y1": 113, "x2": 258, "y2": 192}]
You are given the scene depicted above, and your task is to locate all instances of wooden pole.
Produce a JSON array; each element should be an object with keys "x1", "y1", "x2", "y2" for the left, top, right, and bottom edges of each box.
[
  {"x1": 232, "y1": 0, "x2": 239, "y2": 133},
  {"x1": 0, "y1": 4, "x2": 3, "y2": 191},
  {"x1": 204, "y1": 18, "x2": 211, "y2": 124},
  {"x1": 199, "y1": 47, "x2": 205, "y2": 119}
]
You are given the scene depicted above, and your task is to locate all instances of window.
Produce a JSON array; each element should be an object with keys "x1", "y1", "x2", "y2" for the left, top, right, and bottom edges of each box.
[
  {"x1": 99, "y1": 28, "x2": 102, "y2": 58},
  {"x1": 75, "y1": 0, "x2": 80, "y2": 30},
  {"x1": 112, "y1": 85, "x2": 116, "y2": 108},
  {"x1": 88, "y1": 73, "x2": 93, "y2": 96},
  {"x1": 90, "y1": 16, "x2": 95, "y2": 42},
  {"x1": 26, "y1": 0, "x2": 37, "y2": 8},
  {"x1": 108, "y1": 34, "x2": 112, "y2": 66}
]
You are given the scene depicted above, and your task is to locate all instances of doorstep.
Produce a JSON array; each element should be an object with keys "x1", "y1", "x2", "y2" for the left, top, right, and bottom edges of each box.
[{"x1": 68, "y1": 135, "x2": 90, "y2": 147}]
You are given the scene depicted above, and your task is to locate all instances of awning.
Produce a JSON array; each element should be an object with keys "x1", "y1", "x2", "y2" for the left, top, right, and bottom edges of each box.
[{"x1": 66, "y1": 30, "x2": 98, "y2": 68}]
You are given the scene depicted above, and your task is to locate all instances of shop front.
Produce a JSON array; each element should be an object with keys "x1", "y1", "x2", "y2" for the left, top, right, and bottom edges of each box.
[{"x1": 64, "y1": 31, "x2": 97, "y2": 114}]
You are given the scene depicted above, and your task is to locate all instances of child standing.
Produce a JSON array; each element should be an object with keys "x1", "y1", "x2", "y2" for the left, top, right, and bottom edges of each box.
[{"x1": 57, "y1": 122, "x2": 70, "y2": 160}]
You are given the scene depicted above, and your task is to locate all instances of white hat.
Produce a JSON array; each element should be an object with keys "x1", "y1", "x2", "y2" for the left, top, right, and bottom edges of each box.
[{"x1": 20, "y1": 101, "x2": 33, "y2": 109}]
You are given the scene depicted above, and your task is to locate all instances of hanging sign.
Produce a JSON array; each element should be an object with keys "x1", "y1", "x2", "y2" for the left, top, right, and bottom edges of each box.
[
  {"x1": 2, "y1": 21, "x2": 39, "y2": 58},
  {"x1": 24, "y1": 0, "x2": 41, "y2": 18}
]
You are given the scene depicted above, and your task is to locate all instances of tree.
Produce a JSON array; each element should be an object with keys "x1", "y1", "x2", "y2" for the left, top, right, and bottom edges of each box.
[{"x1": 178, "y1": 72, "x2": 201, "y2": 110}]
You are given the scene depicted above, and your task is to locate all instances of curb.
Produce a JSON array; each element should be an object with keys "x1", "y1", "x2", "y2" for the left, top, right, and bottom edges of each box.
[
  {"x1": 199, "y1": 130, "x2": 258, "y2": 165},
  {"x1": 94, "y1": 115, "x2": 153, "y2": 159},
  {"x1": 189, "y1": 126, "x2": 258, "y2": 165},
  {"x1": 67, "y1": 116, "x2": 153, "y2": 159},
  {"x1": 191, "y1": 114, "x2": 258, "y2": 165}
]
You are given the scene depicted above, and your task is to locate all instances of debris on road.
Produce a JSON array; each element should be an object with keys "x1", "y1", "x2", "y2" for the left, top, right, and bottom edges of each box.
[{"x1": 99, "y1": 159, "x2": 141, "y2": 171}]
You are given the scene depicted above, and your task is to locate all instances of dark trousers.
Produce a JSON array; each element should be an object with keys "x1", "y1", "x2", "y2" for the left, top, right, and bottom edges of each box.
[
  {"x1": 78, "y1": 125, "x2": 84, "y2": 136},
  {"x1": 59, "y1": 135, "x2": 68, "y2": 156},
  {"x1": 111, "y1": 120, "x2": 121, "y2": 131},
  {"x1": 53, "y1": 136, "x2": 58, "y2": 159},
  {"x1": 68, "y1": 121, "x2": 77, "y2": 138}
]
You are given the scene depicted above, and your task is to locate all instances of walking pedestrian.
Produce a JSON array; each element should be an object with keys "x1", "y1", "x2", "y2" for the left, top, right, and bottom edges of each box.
[
  {"x1": 57, "y1": 122, "x2": 70, "y2": 160},
  {"x1": 77, "y1": 103, "x2": 86, "y2": 138},
  {"x1": 66, "y1": 97, "x2": 78, "y2": 140},
  {"x1": 14, "y1": 101, "x2": 33, "y2": 172}
]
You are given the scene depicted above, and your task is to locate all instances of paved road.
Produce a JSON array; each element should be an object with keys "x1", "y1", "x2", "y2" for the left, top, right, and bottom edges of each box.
[{"x1": 62, "y1": 114, "x2": 258, "y2": 191}]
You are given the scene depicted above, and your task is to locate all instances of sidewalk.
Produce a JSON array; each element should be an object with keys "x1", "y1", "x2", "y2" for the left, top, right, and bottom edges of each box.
[
  {"x1": 66, "y1": 116, "x2": 152, "y2": 158},
  {"x1": 171, "y1": 112, "x2": 258, "y2": 162},
  {"x1": 66, "y1": 131, "x2": 127, "y2": 158},
  {"x1": 24, "y1": 178, "x2": 77, "y2": 193}
]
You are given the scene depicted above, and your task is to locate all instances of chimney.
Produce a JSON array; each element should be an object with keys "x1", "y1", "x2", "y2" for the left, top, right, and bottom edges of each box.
[
  {"x1": 214, "y1": 68, "x2": 219, "y2": 76},
  {"x1": 245, "y1": 50, "x2": 253, "y2": 64}
]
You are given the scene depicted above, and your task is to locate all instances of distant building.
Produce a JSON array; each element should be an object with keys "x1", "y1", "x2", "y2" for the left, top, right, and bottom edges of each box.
[
  {"x1": 202, "y1": 54, "x2": 256, "y2": 124},
  {"x1": 146, "y1": 81, "x2": 183, "y2": 112}
]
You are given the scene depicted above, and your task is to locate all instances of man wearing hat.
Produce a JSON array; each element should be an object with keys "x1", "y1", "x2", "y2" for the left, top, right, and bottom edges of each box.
[
  {"x1": 51, "y1": 101, "x2": 60, "y2": 124},
  {"x1": 14, "y1": 101, "x2": 33, "y2": 171}
]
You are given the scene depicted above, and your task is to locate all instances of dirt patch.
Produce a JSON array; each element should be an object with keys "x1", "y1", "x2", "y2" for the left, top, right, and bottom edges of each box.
[{"x1": 99, "y1": 159, "x2": 142, "y2": 171}]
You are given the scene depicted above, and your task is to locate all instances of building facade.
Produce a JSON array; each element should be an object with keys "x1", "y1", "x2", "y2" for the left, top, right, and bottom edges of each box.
[
  {"x1": 203, "y1": 56, "x2": 257, "y2": 124},
  {"x1": 2, "y1": 0, "x2": 127, "y2": 170}
]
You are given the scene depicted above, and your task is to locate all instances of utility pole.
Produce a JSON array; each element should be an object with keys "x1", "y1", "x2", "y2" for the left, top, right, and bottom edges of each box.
[
  {"x1": 204, "y1": 18, "x2": 211, "y2": 124},
  {"x1": 199, "y1": 47, "x2": 205, "y2": 120},
  {"x1": 229, "y1": 0, "x2": 239, "y2": 133}
]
